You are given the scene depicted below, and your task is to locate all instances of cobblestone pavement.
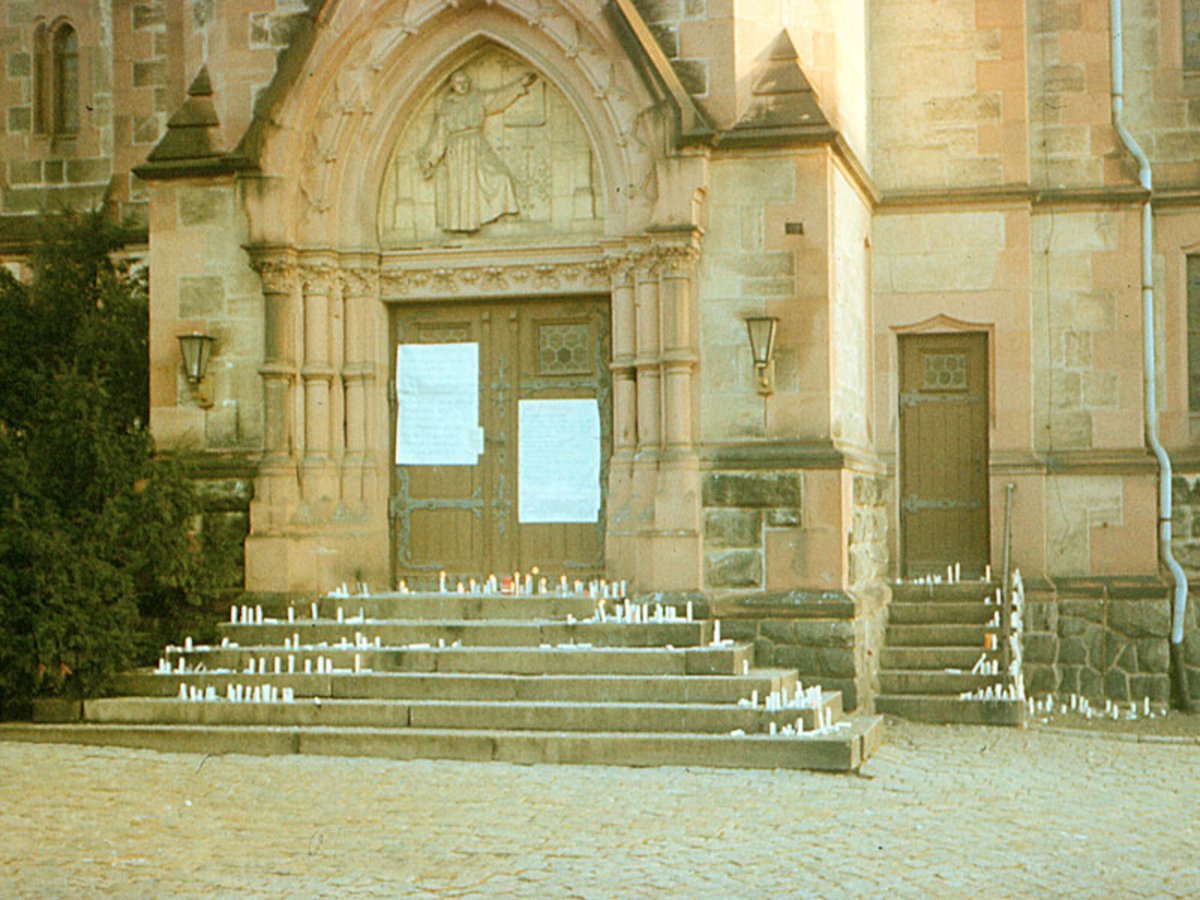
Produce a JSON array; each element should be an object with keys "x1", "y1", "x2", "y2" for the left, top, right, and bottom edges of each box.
[{"x1": 1, "y1": 720, "x2": 1197, "y2": 898}]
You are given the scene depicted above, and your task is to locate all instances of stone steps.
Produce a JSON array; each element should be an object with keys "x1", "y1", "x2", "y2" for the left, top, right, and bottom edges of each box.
[
  {"x1": 216, "y1": 619, "x2": 710, "y2": 648},
  {"x1": 878, "y1": 669, "x2": 1001, "y2": 695},
  {"x1": 875, "y1": 695, "x2": 1025, "y2": 726},
  {"x1": 163, "y1": 644, "x2": 754, "y2": 676},
  {"x1": 0, "y1": 717, "x2": 885, "y2": 771},
  {"x1": 11, "y1": 590, "x2": 883, "y2": 772},
  {"x1": 78, "y1": 693, "x2": 845, "y2": 733},
  {"x1": 885, "y1": 623, "x2": 991, "y2": 647},
  {"x1": 879, "y1": 646, "x2": 984, "y2": 670},
  {"x1": 283, "y1": 594, "x2": 603, "y2": 620},
  {"x1": 887, "y1": 602, "x2": 992, "y2": 625},
  {"x1": 878, "y1": 581, "x2": 1022, "y2": 727},
  {"x1": 890, "y1": 582, "x2": 999, "y2": 604},
  {"x1": 116, "y1": 670, "x2": 798, "y2": 704}
]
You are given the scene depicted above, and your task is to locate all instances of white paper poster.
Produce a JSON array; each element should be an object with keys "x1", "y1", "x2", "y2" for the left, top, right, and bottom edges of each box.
[
  {"x1": 394, "y1": 342, "x2": 485, "y2": 466},
  {"x1": 518, "y1": 398, "x2": 601, "y2": 523}
]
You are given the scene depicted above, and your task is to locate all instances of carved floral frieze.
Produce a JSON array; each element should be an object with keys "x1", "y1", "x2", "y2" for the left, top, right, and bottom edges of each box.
[{"x1": 378, "y1": 258, "x2": 610, "y2": 298}]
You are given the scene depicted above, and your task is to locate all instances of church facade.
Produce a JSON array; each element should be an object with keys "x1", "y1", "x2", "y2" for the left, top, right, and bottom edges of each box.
[{"x1": 4, "y1": 0, "x2": 1200, "y2": 707}]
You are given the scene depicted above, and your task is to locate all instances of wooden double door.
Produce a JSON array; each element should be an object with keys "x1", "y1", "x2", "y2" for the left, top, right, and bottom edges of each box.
[
  {"x1": 389, "y1": 296, "x2": 611, "y2": 586},
  {"x1": 898, "y1": 332, "x2": 990, "y2": 577}
]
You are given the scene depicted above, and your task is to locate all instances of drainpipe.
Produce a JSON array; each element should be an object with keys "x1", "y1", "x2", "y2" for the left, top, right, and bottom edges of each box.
[{"x1": 1110, "y1": 0, "x2": 1192, "y2": 710}]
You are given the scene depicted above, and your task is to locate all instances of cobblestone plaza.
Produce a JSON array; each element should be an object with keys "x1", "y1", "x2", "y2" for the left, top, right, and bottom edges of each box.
[{"x1": 2, "y1": 720, "x2": 1196, "y2": 897}]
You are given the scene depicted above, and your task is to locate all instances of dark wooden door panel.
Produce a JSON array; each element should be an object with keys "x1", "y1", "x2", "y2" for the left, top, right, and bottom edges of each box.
[
  {"x1": 390, "y1": 297, "x2": 610, "y2": 585},
  {"x1": 899, "y1": 332, "x2": 989, "y2": 577}
]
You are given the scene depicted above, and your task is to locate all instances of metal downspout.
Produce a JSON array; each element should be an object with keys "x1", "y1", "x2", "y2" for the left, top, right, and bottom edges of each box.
[{"x1": 1110, "y1": 0, "x2": 1192, "y2": 709}]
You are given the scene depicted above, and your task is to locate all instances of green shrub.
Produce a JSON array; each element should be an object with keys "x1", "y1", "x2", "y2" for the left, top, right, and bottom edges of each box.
[{"x1": 0, "y1": 214, "x2": 233, "y2": 716}]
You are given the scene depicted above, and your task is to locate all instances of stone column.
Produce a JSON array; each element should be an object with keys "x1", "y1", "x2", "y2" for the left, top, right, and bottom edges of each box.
[
  {"x1": 300, "y1": 262, "x2": 336, "y2": 503},
  {"x1": 606, "y1": 255, "x2": 639, "y2": 578},
  {"x1": 339, "y1": 266, "x2": 377, "y2": 509},
  {"x1": 634, "y1": 256, "x2": 662, "y2": 454},
  {"x1": 648, "y1": 239, "x2": 702, "y2": 588},
  {"x1": 659, "y1": 245, "x2": 698, "y2": 453},
  {"x1": 254, "y1": 259, "x2": 296, "y2": 464},
  {"x1": 609, "y1": 257, "x2": 639, "y2": 456}
]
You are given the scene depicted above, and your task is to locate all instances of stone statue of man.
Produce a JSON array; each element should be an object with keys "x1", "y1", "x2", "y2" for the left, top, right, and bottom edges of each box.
[{"x1": 420, "y1": 69, "x2": 538, "y2": 232}]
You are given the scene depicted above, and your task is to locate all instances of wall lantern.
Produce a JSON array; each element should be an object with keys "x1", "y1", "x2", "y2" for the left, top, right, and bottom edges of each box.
[
  {"x1": 177, "y1": 332, "x2": 215, "y2": 408},
  {"x1": 745, "y1": 316, "x2": 779, "y2": 396}
]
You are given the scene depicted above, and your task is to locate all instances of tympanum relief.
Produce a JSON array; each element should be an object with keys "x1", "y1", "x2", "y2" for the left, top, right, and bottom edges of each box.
[{"x1": 379, "y1": 47, "x2": 604, "y2": 245}]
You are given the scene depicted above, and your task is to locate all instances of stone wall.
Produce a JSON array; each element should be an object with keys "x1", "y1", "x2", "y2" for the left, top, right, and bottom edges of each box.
[
  {"x1": 702, "y1": 470, "x2": 803, "y2": 591},
  {"x1": 1021, "y1": 583, "x2": 1191, "y2": 704},
  {"x1": 189, "y1": 456, "x2": 255, "y2": 594},
  {"x1": 849, "y1": 473, "x2": 888, "y2": 590},
  {"x1": 704, "y1": 589, "x2": 885, "y2": 712}
]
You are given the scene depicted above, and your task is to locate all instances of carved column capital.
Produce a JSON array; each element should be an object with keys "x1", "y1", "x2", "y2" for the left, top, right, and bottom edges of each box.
[
  {"x1": 250, "y1": 257, "x2": 296, "y2": 295},
  {"x1": 299, "y1": 263, "x2": 337, "y2": 296}
]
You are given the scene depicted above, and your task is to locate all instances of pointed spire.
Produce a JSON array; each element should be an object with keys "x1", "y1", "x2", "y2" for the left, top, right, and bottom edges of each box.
[
  {"x1": 734, "y1": 30, "x2": 832, "y2": 134},
  {"x1": 146, "y1": 66, "x2": 224, "y2": 162}
]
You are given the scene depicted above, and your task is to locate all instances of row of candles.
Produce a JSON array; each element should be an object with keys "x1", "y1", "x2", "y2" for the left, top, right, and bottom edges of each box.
[
  {"x1": 1030, "y1": 692, "x2": 1161, "y2": 721},
  {"x1": 176, "y1": 683, "x2": 296, "y2": 703},
  {"x1": 730, "y1": 711, "x2": 847, "y2": 738},
  {"x1": 736, "y1": 684, "x2": 826, "y2": 712},
  {"x1": 900, "y1": 562, "x2": 993, "y2": 586}
]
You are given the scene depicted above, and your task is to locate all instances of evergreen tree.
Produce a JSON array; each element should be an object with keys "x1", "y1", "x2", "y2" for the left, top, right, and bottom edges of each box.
[{"x1": 0, "y1": 214, "x2": 234, "y2": 717}]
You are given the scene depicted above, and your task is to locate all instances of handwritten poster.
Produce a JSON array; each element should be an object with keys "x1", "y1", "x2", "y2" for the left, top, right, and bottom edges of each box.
[
  {"x1": 518, "y1": 399, "x2": 601, "y2": 523},
  {"x1": 394, "y1": 342, "x2": 485, "y2": 466}
]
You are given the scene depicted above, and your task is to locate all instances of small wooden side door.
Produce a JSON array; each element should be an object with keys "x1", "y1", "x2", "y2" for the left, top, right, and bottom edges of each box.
[{"x1": 898, "y1": 332, "x2": 990, "y2": 577}]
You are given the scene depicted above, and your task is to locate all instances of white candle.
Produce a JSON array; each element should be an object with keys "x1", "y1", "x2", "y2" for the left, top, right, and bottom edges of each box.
[
  {"x1": 439, "y1": 570, "x2": 447, "y2": 593},
  {"x1": 742, "y1": 660, "x2": 749, "y2": 675},
  {"x1": 255, "y1": 604, "x2": 263, "y2": 624},
  {"x1": 713, "y1": 619, "x2": 721, "y2": 645},
  {"x1": 304, "y1": 658, "x2": 312, "y2": 674},
  {"x1": 686, "y1": 601, "x2": 693, "y2": 622},
  {"x1": 274, "y1": 657, "x2": 281, "y2": 674},
  {"x1": 311, "y1": 602, "x2": 318, "y2": 620},
  {"x1": 770, "y1": 721, "x2": 777, "y2": 736},
  {"x1": 230, "y1": 606, "x2": 238, "y2": 624},
  {"x1": 354, "y1": 653, "x2": 361, "y2": 673},
  {"x1": 954, "y1": 563, "x2": 961, "y2": 582},
  {"x1": 751, "y1": 690, "x2": 758, "y2": 708},
  {"x1": 984, "y1": 564, "x2": 992, "y2": 582},
  {"x1": 287, "y1": 606, "x2": 295, "y2": 623},
  {"x1": 337, "y1": 607, "x2": 344, "y2": 623},
  {"x1": 288, "y1": 655, "x2": 295, "y2": 674}
]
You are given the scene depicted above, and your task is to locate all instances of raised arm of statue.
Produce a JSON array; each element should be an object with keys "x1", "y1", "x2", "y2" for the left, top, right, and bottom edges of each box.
[{"x1": 482, "y1": 71, "x2": 537, "y2": 115}]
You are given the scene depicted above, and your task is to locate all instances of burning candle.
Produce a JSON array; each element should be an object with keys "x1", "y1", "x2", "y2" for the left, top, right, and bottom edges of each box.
[{"x1": 439, "y1": 570, "x2": 447, "y2": 593}]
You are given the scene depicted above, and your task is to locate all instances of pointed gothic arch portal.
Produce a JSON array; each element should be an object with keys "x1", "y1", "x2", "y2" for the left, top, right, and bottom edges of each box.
[{"x1": 379, "y1": 44, "x2": 614, "y2": 586}]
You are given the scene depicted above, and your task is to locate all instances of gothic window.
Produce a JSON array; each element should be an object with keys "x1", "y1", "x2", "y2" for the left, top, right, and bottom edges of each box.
[
  {"x1": 52, "y1": 24, "x2": 80, "y2": 135},
  {"x1": 34, "y1": 22, "x2": 79, "y2": 136}
]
